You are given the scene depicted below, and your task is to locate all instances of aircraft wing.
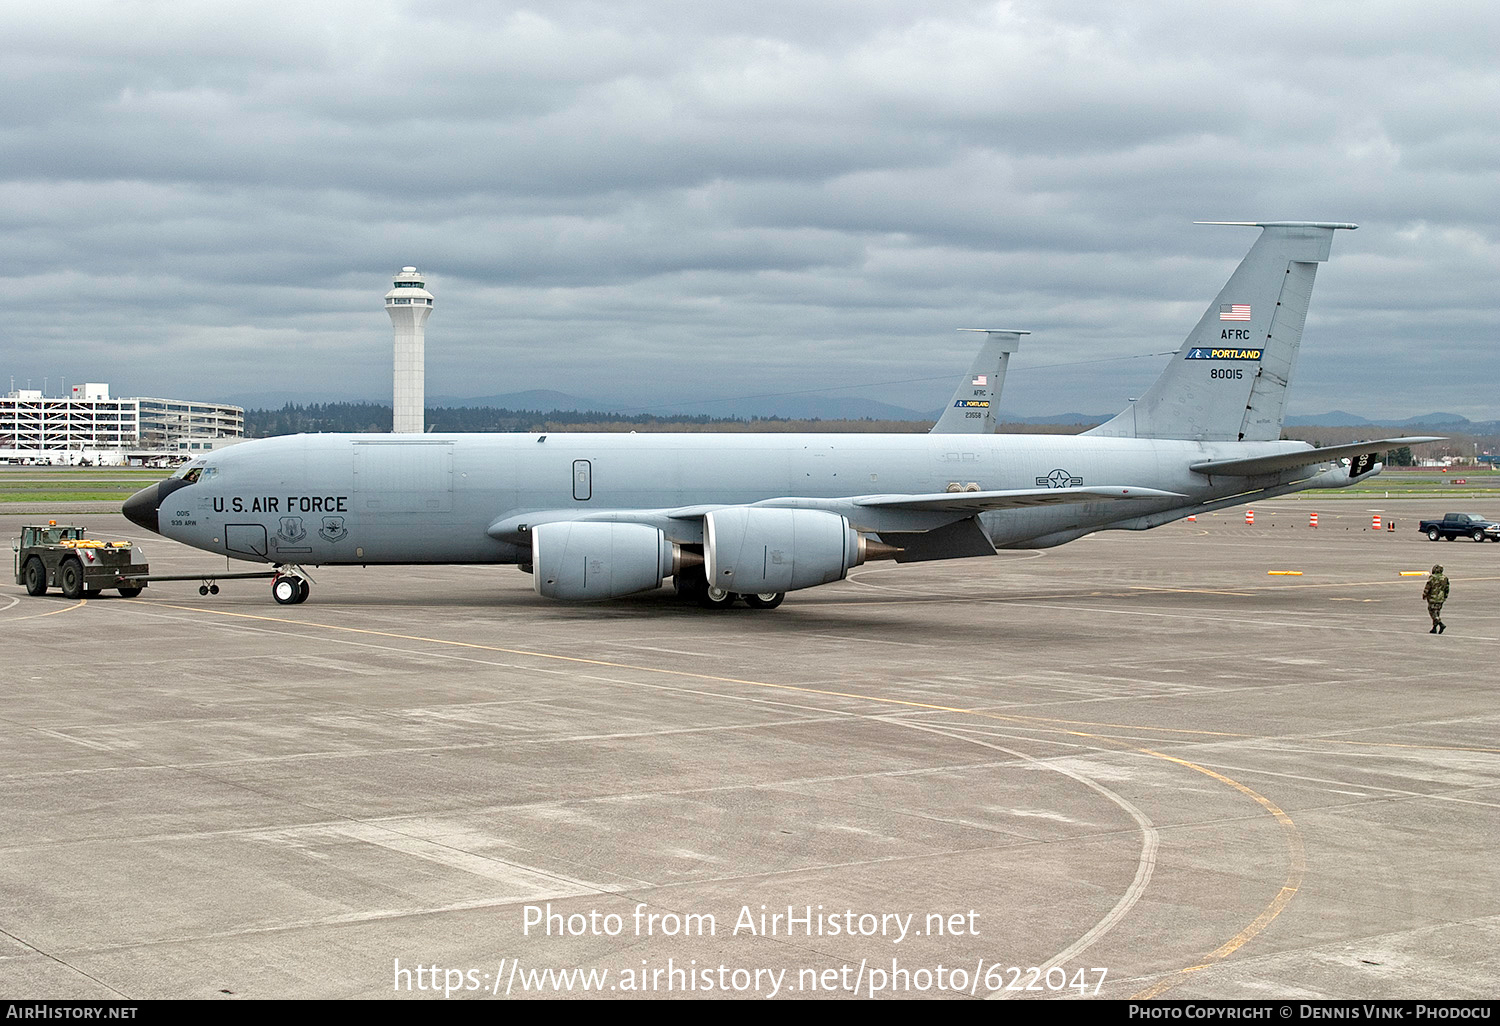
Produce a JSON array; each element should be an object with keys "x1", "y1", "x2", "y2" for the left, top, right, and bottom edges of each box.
[
  {"x1": 490, "y1": 485, "x2": 1185, "y2": 544},
  {"x1": 1189, "y1": 437, "x2": 1444, "y2": 477},
  {"x1": 853, "y1": 485, "x2": 1186, "y2": 513}
]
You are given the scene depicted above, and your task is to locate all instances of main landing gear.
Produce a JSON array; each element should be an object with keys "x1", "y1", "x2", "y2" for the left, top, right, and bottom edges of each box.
[
  {"x1": 271, "y1": 568, "x2": 312, "y2": 605},
  {"x1": 673, "y1": 567, "x2": 785, "y2": 610}
]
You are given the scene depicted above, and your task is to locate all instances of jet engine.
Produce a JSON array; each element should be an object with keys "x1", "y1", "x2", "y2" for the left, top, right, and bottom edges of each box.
[
  {"x1": 532, "y1": 522, "x2": 686, "y2": 600},
  {"x1": 704, "y1": 507, "x2": 885, "y2": 593}
]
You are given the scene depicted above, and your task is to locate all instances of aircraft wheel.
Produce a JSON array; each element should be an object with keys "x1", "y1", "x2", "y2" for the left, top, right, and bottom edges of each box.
[
  {"x1": 1473, "y1": 530, "x2": 1487, "y2": 542},
  {"x1": 697, "y1": 585, "x2": 737, "y2": 609},
  {"x1": 209, "y1": 584, "x2": 220, "y2": 595},
  {"x1": 272, "y1": 576, "x2": 301, "y2": 605},
  {"x1": 117, "y1": 586, "x2": 143, "y2": 598},
  {"x1": 23, "y1": 557, "x2": 47, "y2": 596},
  {"x1": 743, "y1": 592, "x2": 785, "y2": 609},
  {"x1": 294, "y1": 578, "x2": 311, "y2": 603},
  {"x1": 59, "y1": 558, "x2": 85, "y2": 599},
  {"x1": 1427, "y1": 528, "x2": 1441, "y2": 541}
]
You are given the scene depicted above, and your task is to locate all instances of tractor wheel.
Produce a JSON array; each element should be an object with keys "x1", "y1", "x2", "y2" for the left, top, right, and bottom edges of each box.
[
  {"x1": 23, "y1": 557, "x2": 48, "y2": 596},
  {"x1": 23, "y1": 558, "x2": 47, "y2": 597},
  {"x1": 59, "y1": 558, "x2": 85, "y2": 599}
]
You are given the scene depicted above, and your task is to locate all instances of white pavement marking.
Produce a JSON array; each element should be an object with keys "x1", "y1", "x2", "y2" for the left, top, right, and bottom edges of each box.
[{"x1": 887, "y1": 720, "x2": 1158, "y2": 1000}]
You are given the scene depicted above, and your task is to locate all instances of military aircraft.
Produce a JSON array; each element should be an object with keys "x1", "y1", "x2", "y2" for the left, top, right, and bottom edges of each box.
[
  {"x1": 929, "y1": 328, "x2": 1027, "y2": 434},
  {"x1": 123, "y1": 221, "x2": 1439, "y2": 609}
]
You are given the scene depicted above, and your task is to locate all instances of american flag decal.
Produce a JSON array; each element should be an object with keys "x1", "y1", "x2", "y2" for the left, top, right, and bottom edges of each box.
[
  {"x1": 971, "y1": 374, "x2": 987, "y2": 385},
  {"x1": 1219, "y1": 304, "x2": 1251, "y2": 321}
]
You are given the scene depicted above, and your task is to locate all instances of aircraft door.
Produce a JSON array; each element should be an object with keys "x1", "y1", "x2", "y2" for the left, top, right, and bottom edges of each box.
[
  {"x1": 573, "y1": 460, "x2": 592, "y2": 501},
  {"x1": 224, "y1": 523, "x2": 268, "y2": 558}
]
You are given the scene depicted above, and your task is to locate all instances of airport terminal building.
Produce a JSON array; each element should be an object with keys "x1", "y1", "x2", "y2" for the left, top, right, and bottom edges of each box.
[{"x1": 1, "y1": 383, "x2": 243, "y2": 462}]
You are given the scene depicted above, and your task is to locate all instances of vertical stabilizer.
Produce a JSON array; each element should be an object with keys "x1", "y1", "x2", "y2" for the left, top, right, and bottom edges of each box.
[
  {"x1": 930, "y1": 329, "x2": 1027, "y2": 434},
  {"x1": 1086, "y1": 222, "x2": 1355, "y2": 441}
]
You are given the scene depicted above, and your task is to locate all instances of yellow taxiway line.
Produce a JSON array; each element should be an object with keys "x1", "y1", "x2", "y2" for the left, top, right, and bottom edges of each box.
[{"x1": 143, "y1": 599, "x2": 1310, "y2": 999}]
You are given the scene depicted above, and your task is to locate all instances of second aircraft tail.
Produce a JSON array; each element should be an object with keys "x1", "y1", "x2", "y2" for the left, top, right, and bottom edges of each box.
[
  {"x1": 930, "y1": 329, "x2": 1028, "y2": 434},
  {"x1": 1086, "y1": 221, "x2": 1357, "y2": 442}
]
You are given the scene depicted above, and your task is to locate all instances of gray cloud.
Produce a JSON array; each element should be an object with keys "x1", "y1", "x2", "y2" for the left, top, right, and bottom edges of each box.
[{"x1": 1, "y1": 1, "x2": 1495, "y2": 419}]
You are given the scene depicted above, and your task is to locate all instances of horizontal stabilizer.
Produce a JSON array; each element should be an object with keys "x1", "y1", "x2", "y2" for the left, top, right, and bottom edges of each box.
[
  {"x1": 856, "y1": 485, "x2": 1185, "y2": 513},
  {"x1": 1189, "y1": 437, "x2": 1444, "y2": 477}
]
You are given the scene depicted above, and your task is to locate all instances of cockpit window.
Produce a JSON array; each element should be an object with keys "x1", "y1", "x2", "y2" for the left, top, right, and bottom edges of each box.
[{"x1": 174, "y1": 464, "x2": 216, "y2": 484}]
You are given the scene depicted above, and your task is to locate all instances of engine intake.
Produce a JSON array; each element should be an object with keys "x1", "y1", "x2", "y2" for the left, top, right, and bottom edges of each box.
[
  {"x1": 705, "y1": 507, "x2": 876, "y2": 593},
  {"x1": 533, "y1": 522, "x2": 682, "y2": 600}
]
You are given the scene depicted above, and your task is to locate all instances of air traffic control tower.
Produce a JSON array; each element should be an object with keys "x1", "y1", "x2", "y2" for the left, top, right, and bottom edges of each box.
[{"x1": 385, "y1": 266, "x2": 433, "y2": 433}]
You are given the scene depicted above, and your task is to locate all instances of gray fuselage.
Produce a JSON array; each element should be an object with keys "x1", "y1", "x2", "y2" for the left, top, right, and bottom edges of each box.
[{"x1": 132, "y1": 431, "x2": 1349, "y2": 567}]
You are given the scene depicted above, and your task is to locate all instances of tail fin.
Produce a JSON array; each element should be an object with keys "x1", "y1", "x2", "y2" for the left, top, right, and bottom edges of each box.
[
  {"x1": 931, "y1": 329, "x2": 1028, "y2": 434},
  {"x1": 1086, "y1": 221, "x2": 1356, "y2": 441}
]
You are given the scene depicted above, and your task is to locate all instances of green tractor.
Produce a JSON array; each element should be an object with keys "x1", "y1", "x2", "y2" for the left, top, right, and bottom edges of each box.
[{"x1": 13, "y1": 522, "x2": 150, "y2": 599}]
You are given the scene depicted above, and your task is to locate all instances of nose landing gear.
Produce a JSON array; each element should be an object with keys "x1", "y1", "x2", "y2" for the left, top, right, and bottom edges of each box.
[{"x1": 271, "y1": 568, "x2": 312, "y2": 605}]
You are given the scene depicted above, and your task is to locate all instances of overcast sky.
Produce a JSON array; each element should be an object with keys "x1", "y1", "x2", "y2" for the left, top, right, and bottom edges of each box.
[{"x1": 2, "y1": 1, "x2": 1496, "y2": 419}]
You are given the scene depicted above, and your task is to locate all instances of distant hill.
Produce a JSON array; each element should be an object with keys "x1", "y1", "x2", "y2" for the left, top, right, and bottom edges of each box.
[
  {"x1": 430, "y1": 389, "x2": 596, "y2": 411},
  {"x1": 1000, "y1": 412, "x2": 1113, "y2": 426},
  {"x1": 1285, "y1": 410, "x2": 1375, "y2": 427},
  {"x1": 436, "y1": 391, "x2": 1112, "y2": 424},
  {"x1": 1289, "y1": 411, "x2": 1498, "y2": 433},
  {"x1": 431, "y1": 390, "x2": 931, "y2": 421},
  {"x1": 625, "y1": 395, "x2": 930, "y2": 421},
  {"x1": 1392, "y1": 412, "x2": 1474, "y2": 427},
  {"x1": 214, "y1": 390, "x2": 366, "y2": 409},
  {"x1": 230, "y1": 387, "x2": 1496, "y2": 434}
]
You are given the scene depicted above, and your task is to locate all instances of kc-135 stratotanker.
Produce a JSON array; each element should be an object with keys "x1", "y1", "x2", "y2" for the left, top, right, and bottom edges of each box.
[{"x1": 123, "y1": 222, "x2": 1439, "y2": 608}]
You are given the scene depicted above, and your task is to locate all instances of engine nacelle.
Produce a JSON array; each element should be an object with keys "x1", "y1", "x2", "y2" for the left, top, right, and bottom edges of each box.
[
  {"x1": 532, "y1": 522, "x2": 676, "y2": 600},
  {"x1": 704, "y1": 507, "x2": 862, "y2": 593}
]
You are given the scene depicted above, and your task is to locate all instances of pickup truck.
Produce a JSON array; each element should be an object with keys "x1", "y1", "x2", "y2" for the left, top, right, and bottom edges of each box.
[{"x1": 1418, "y1": 513, "x2": 1500, "y2": 542}]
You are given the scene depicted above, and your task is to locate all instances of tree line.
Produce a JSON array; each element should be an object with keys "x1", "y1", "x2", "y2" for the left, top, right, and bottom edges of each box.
[
  {"x1": 244, "y1": 403, "x2": 942, "y2": 436},
  {"x1": 244, "y1": 404, "x2": 1487, "y2": 462}
]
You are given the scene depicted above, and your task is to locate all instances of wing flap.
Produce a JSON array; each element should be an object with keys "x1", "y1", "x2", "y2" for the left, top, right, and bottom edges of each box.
[
  {"x1": 1190, "y1": 437, "x2": 1444, "y2": 477},
  {"x1": 856, "y1": 485, "x2": 1186, "y2": 513},
  {"x1": 879, "y1": 518, "x2": 999, "y2": 562}
]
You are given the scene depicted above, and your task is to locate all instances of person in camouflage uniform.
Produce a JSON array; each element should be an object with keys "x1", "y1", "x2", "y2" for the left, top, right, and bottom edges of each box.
[{"x1": 1423, "y1": 564, "x2": 1449, "y2": 634}]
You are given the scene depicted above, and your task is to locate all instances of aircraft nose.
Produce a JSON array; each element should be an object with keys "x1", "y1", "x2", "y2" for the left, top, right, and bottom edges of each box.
[{"x1": 122, "y1": 483, "x2": 163, "y2": 534}]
